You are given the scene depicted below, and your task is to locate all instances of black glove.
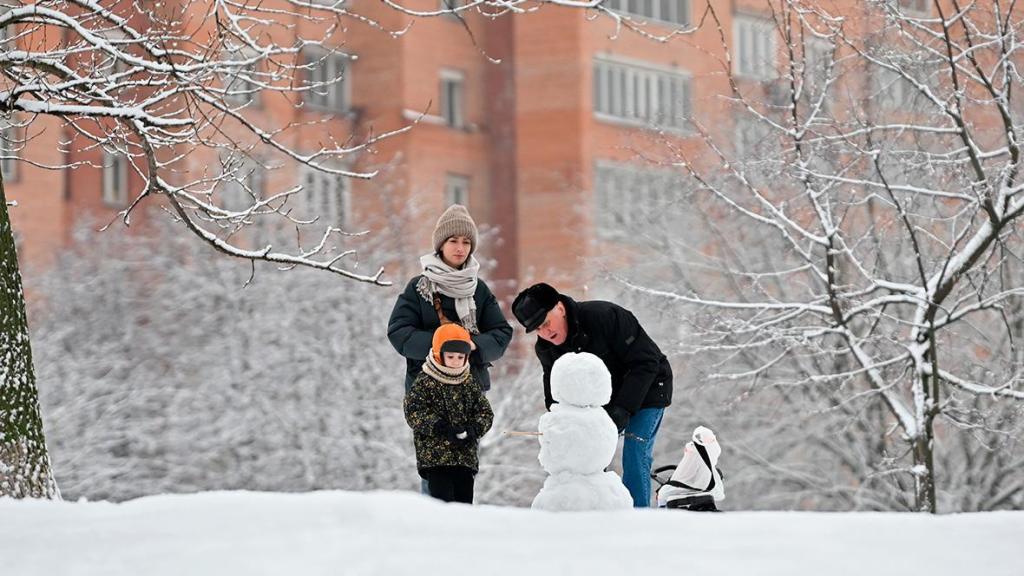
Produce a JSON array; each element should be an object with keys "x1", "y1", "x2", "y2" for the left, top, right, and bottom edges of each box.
[
  {"x1": 435, "y1": 420, "x2": 469, "y2": 443},
  {"x1": 433, "y1": 420, "x2": 456, "y2": 439},
  {"x1": 605, "y1": 405, "x2": 631, "y2": 433}
]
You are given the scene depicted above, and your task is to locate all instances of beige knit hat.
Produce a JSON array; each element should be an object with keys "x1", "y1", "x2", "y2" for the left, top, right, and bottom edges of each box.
[{"x1": 432, "y1": 204, "x2": 478, "y2": 256}]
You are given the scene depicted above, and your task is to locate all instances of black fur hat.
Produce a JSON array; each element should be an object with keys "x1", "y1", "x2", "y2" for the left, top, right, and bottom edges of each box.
[{"x1": 511, "y1": 283, "x2": 560, "y2": 333}]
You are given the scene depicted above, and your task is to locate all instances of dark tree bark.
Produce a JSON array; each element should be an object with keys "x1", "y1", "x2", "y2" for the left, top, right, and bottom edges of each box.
[{"x1": 0, "y1": 168, "x2": 59, "y2": 499}]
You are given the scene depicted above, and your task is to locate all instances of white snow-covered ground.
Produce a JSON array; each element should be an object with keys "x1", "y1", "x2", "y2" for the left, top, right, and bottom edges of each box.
[{"x1": 2, "y1": 490, "x2": 1021, "y2": 576}]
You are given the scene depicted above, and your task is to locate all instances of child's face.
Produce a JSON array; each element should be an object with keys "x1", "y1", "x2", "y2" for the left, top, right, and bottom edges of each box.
[{"x1": 442, "y1": 351, "x2": 467, "y2": 368}]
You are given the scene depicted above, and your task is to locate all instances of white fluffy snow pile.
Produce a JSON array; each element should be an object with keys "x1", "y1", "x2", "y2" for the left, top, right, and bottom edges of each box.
[{"x1": 1, "y1": 490, "x2": 1021, "y2": 576}]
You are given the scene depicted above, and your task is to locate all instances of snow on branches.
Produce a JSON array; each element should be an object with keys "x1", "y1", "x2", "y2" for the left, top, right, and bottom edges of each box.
[{"x1": 0, "y1": 0, "x2": 411, "y2": 283}]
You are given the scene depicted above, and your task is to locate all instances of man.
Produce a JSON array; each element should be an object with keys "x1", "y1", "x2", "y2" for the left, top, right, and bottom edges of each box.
[{"x1": 512, "y1": 282, "x2": 672, "y2": 507}]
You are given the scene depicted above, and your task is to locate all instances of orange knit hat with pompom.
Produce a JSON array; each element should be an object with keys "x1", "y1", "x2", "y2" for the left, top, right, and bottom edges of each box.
[{"x1": 432, "y1": 323, "x2": 473, "y2": 364}]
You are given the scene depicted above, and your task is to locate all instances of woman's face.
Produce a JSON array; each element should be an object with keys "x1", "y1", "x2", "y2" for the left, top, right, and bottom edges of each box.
[{"x1": 440, "y1": 235, "x2": 472, "y2": 268}]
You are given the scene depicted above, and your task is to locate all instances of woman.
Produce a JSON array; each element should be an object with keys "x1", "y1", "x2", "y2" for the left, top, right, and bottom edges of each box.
[{"x1": 387, "y1": 204, "x2": 513, "y2": 394}]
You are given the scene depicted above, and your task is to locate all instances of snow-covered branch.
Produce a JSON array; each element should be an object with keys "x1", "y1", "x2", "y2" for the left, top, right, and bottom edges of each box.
[
  {"x1": 601, "y1": 0, "x2": 1024, "y2": 513},
  {"x1": 0, "y1": 0, "x2": 459, "y2": 283}
]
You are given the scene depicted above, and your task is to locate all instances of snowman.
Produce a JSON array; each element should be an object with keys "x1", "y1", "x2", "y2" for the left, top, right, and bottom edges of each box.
[{"x1": 532, "y1": 352, "x2": 633, "y2": 511}]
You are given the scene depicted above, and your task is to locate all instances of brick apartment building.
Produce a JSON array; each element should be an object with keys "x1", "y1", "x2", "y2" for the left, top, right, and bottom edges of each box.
[{"x1": 5, "y1": 0, "x2": 924, "y2": 292}]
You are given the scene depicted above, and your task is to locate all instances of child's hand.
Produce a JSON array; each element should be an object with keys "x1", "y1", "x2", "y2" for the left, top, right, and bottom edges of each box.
[
  {"x1": 457, "y1": 426, "x2": 482, "y2": 443},
  {"x1": 433, "y1": 421, "x2": 455, "y2": 439}
]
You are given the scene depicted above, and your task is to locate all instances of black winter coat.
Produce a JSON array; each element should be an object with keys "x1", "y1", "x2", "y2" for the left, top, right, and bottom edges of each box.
[
  {"x1": 388, "y1": 276, "x2": 513, "y2": 391},
  {"x1": 536, "y1": 295, "x2": 672, "y2": 415}
]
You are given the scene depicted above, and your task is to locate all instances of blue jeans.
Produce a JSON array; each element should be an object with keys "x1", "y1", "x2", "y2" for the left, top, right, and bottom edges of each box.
[{"x1": 622, "y1": 407, "x2": 664, "y2": 508}]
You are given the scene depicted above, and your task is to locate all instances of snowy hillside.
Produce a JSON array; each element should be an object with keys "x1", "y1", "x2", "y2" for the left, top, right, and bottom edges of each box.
[{"x1": 2, "y1": 491, "x2": 1020, "y2": 576}]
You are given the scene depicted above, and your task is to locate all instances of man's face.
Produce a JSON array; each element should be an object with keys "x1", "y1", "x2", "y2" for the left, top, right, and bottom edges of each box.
[{"x1": 536, "y1": 302, "x2": 568, "y2": 346}]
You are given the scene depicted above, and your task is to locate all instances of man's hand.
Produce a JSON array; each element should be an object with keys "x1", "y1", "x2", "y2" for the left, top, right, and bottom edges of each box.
[{"x1": 604, "y1": 405, "x2": 630, "y2": 433}]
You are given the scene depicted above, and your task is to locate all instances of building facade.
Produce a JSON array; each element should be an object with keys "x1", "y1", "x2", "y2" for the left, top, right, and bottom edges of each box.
[{"x1": 5, "y1": 0, "x2": 905, "y2": 293}]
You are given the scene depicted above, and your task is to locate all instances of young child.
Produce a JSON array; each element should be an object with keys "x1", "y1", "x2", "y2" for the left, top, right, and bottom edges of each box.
[{"x1": 404, "y1": 323, "x2": 493, "y2": 503}]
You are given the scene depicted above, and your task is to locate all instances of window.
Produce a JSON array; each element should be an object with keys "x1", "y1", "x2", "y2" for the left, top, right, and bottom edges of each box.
[
  {"x1": 305, "y1": 49, "x2": 350, "y2": 113},
  {"x1": 802, "y1": 39, "x2": 832, "y2": 110},
  {"x1": 102, "y1": 150, "x2": 129, "y2": 207},
  {"x1": 0, "y1": 7, "x2": 11, "y2": 43},
  {"x1": 871, "y1": 66, "x2": 915, "y2": 110},
  {"x1": 734, "y1": 15, "x2": 776, "y2": 80},
  {"x1": 440, "y1": 70, "x2": 465, "y2": 128},
  {"x1": 734, "y1": 116, "x2": 774, "y2": 159},
  {"x1": 221, "y1": 158, "x2": 266, "y2": 212},
  {"x1": 223, "y1": 49, "x2": 260, "y2": 107},
  {"x1": 94, "y1": 29, "x2": 130, "y2": 78},
  {"x1": 440, "y1": 0, "x2": 467, "y2": 14},
  {"x1": 593, "y1": 58, "x2": 691, "y2": 130},
  {"x1": 804, "y1": 40, "x2": 830, "y2": 87},
  {"x1": 603, "y1": 0, "x2": 689, "y2": 26},
  {"x1": 0, "y1": 123, "x2": 20, "y2": 182},
  {"x1": 221, "y1": 156, "x2": 268, "y2": 245},
  {"x1": 895, "y1": 0, "x2": 930, "y2": 15},
  {"x1": 593, "y1": 161, "x2": 681, "y2": 236},
  {"x1": 445, "y1": 174, "x2": 470, "y2": 206},
  {"x1": 301, "y1": 165, "x2": 350, "y2": 229}
]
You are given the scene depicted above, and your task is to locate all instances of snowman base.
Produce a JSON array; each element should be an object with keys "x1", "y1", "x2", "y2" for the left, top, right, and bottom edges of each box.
[{"x1": 532, "y1": 470, "x2": 633, "y2": 512}]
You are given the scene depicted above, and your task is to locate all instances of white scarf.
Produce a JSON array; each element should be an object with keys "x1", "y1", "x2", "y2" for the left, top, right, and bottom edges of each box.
[{"x1": 417, "y1": 253, "x2": 480, "y2": 334}]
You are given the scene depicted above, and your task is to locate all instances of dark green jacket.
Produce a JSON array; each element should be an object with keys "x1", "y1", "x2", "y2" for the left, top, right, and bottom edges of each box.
[
  {"x1": 388, "y1": 276, "x2": 513, "y2": 391},
  {"x1": 404, "y1": 370, "x2": 494, "y2": 475}
]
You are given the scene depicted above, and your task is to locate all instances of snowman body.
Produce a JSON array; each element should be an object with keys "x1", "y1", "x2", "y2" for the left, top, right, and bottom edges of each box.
[{"x1": 532, "y1": 352, "x2": 633, "y2": 511}]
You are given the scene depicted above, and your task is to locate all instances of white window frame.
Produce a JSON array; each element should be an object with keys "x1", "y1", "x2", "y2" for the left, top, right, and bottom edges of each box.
[
  {"x1": 440, "y1": 0, "x2": 468, "y2": 16},
  {"x1": 304, "y1": 48, "x2": 351, "y2": 114},
  {"x1": 593, "y1": 57, "x2": 691, "y2": 131},
  {"x1": 804, "y1": 39, "x2": 831, "y2": 88},
  {"x1": 445, "y1": 174, "x2": 470, "y2": 207},
  {"x1": 802, "y1": 38, "x2": 832, "y2": 109},
  {"x1": 894, "y1": 0, "x2": 931, "y2": 16},
  {"x1": 440, "y1": 69, "x2": 465, "y2": 128},
  {"x1": 0, "y1": 122, "x2": 19, "y2": 182},
  {"x1": 593, "y1": 161, "x2": 679, "y2": 237},
  {"x1": 221, "y1": 156, "x2": 266, "y2": 212},
  {"x1": 733, "y1": 115, "x2": 774, "y2": 160},
  {"x1": 872, "y1": 65, "x2": 915, "y2": 110},
  {"x1": 223, "y1": 48, "x2": 261, "y2": 108},
  {"x1": 603, "y1": 0, "x2": 690, "y2": 27},
  {"x1": 733, "y1": 14, "x2": 777, "y2": 80},
  {"x1": 90, "y1": 29, "x2": 131, "y2": 89},
  {"x1": 0, "y1": 7, "x2": 11, "y2": 43},
  {"x1": 102, "y1": 150, "x2": 129, "y2": 207},
  {"x1": 301, "y1": 164, "x2": 351, "y2": 230}
]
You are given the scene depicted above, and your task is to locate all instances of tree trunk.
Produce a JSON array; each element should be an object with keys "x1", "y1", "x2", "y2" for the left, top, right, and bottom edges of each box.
[
  {"x1": 912, "y1": 414, "x2": 937, "y2": 513},
  {"x1": 0, "y1": 167, "x2": 59, "y2": 499}
]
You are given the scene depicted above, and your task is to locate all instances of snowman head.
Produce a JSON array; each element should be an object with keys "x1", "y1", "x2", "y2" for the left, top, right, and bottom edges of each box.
[{"x1": 550, "y1": 352, "x2": 612, "y2": 408}]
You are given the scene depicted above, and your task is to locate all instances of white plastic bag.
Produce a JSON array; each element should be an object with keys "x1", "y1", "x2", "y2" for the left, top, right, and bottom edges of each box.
[{"x1": 656, "y1": 426, "x2": 725, "y2": 508}]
